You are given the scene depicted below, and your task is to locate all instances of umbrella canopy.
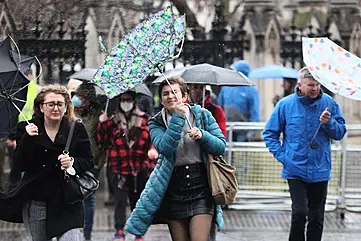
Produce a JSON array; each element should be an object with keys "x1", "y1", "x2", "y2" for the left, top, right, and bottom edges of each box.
[
  {"x1": 248, "y1": 64, "x2": 298, "y2": 79},
  {"x1": 91, "y1": 6, "x2": 185, "y2": 99},
  {"x1": 0, "y1": 37, "x2": 31, "y2": 138},
  {"x1": 302, "y1": 37, "x2": 361, "y2": 101},
  {"x1": 68, "y1": 68, "x2": 97, "y2": 82},
  {"x1": 152, "y1": 63, "x2": 252, "y2": 86},
  {"x1": 10, "y1": 51, "x2": 35, "y2": 75},
  {"x1": 134, "y1": 84, "x2": 153, "y2": 98},
  {"x1": 69, "y1": 68, "x2": 152, "y2": 98}
]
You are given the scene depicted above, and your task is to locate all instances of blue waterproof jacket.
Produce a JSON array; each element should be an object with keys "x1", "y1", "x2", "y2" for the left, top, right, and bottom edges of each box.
[
  {"x1": 263, "y1": 88, "x2": 346, "y2": 182},
  {"x1": 217, "y1": 86, "x2": 260, "y2": 122},
  {"x1": 125, "y1": 104, "x2": 226, "y2": 236}
]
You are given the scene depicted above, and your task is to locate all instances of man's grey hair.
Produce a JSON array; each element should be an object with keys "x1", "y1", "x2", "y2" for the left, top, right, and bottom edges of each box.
[{"x1": 298, "y1": 66, "x2": 315, "y2": 83}]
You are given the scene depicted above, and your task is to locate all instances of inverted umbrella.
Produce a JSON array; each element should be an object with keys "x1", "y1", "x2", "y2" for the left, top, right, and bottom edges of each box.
[
  {"x1": 248, "y1": 64, "x2": 298, "y2": 79},
  {"x1": 10, "y1": 51, "x2": 35, "y2": 75},
  {"x1": 91, "y1": 5, "x2": 185, "y2": 99},
  {"x1": 303, "y1": 37, "x2": 361, "y2": 100},
  {"x1": 0, "y1": 37, "x2": 32, "y2": 138},
  {"x1": 302, "y1": 37, "x2": 361, "y2": 147},
  {"x1": 69, "y1": 68, "x2": 153, "y2": 98},
  {"x1": 152, "y1": 63, "x2": 252, "y2": 86}
]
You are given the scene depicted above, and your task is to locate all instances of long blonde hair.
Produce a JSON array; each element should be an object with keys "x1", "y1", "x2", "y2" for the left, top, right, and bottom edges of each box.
[{"x1": 33, "y1": 84, "x2": 77, "y2": 120}]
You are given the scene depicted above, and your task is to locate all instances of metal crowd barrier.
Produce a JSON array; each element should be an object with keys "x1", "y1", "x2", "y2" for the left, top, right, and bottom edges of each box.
[{"x1": 225, "y1": 122, "x2": 361, "y2": 216}]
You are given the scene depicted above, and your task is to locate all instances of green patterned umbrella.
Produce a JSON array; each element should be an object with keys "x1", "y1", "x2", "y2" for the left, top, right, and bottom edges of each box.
[{"x1": 91, "y1": 5, "x2": 185, "y2": 99}]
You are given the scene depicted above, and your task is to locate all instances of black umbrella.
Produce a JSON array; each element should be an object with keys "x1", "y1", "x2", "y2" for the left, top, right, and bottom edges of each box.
[
  {"x1": 153, "y1": 63, "x2": 253, "y2": 86},
  {"x1": 10, "y1": 50, "x2": 35, "y2": 75},
  {"x1": 0, "y1": 37, "x2": 32, "y2": 138}
]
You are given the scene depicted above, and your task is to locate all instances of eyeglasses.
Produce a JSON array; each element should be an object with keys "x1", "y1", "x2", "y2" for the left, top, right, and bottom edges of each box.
[{"x1": 42, "y1": 102, "x2": 67, "y2": 109}]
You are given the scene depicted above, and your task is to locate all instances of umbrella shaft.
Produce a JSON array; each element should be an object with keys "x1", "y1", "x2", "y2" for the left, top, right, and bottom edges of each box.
[{"x1": 160, "y1": 69, "x2": 192, "y2": 129}]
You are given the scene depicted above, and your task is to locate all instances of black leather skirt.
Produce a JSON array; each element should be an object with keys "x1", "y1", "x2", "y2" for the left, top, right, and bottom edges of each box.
[{"x1": 158, "y1": 163, "x2": 214, "y2": 220}]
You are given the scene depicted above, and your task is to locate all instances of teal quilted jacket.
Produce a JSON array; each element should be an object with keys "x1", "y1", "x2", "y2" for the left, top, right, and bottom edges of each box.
[{"x1": 125, "y1": 104, "x2": 226, "y2": 236}]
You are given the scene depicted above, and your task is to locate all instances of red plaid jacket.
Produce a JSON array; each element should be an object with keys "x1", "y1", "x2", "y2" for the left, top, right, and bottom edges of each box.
[{"x1": 96, "y1": 108, "x2": 152, "y2": 175}]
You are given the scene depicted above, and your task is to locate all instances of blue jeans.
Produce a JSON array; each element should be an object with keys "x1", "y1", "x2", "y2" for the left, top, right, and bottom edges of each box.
[
  {"x1": 83, "y1": 168, "x2": 101, "y2": 240},
  {"x1": 288, "y1": 179, "x2": 328, "y2": 241}
]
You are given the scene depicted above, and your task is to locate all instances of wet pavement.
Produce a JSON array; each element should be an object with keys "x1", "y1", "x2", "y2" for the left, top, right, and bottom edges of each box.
[
  {"x1": 1, "y1": 209, "x2": 361, "y2": 240},
  {"x1": 1, "y1": 229, "x2": 361, "y2": 241}
]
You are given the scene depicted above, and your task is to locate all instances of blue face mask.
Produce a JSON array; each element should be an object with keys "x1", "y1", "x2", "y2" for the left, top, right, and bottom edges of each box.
[{"x1": 71, "y1": 95, "x2": 83, "y2": 107}]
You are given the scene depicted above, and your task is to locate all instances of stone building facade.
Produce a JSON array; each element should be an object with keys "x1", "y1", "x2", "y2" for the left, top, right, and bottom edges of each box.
[{"x1": 2, "y1": 0, "x2": 361, "y2": 123}]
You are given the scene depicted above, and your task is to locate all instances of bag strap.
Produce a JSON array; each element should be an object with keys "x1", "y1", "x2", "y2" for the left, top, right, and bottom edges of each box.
[
  {"x1": 64, "y1": 121, "x2": 76, "y2": 155},
  {"x1": 200, "y1": 108, "x2": 205, "y2": 130}
]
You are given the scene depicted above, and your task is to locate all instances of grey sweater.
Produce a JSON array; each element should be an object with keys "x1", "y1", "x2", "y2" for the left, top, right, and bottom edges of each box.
[{"x1": 163, "y1": 106, "x2": 202, "y2": 166}]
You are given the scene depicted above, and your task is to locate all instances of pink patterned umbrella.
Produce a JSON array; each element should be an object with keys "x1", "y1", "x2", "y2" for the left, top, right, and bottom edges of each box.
[{"x1": 302, "y1": 37, "x2": 361, "y2": 101}]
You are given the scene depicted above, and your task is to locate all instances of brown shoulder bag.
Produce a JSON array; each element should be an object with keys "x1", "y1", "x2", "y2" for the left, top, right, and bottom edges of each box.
[{"x1": 200, "y1": 109, "x2": 238, "y2": 205}]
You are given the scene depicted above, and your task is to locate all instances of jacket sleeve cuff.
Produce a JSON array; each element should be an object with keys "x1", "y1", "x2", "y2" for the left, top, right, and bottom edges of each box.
[{"x1": 323, "y1": 118, "x2": 336, "y2": 130}]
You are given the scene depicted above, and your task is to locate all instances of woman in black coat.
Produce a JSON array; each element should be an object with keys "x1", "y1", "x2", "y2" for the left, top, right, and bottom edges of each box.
[{"x1": 0, "y1": 84, "x2": 93, "y2": 240}]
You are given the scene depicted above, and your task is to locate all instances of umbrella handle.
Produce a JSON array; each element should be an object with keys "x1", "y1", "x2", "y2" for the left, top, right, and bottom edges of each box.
[
  {"x1": 309, "y1": 122, "x2": 323, "y2": 149},
  {"x1": 104, "y1": 98, "x2": 110, "y2": 115},
  {"x1": 158, "y1": 68, "x2": 192, "y2": 129},
  {"x1": 309, "y1": 103, "x2": 331, "y2": 149}
]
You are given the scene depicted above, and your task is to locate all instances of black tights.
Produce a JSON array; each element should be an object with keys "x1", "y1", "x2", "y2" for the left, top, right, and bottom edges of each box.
[{"x1": 168, "y1": 214, "x2": 213, "y2": 241}]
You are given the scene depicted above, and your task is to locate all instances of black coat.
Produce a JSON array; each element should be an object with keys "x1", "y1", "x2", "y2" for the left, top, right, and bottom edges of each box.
[{"x1": 0, "y1": 117, "x2": 94, "y2": 239}]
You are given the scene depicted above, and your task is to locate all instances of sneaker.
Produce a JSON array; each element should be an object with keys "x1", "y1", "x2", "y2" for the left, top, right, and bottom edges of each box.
[
  {"x1": 114, "y1": 230, "x2": 125, "y2": 241},
  {"x1": 135, "y1": 236, "x2": 144, "y2": 241},
  {"x1": 114, "y1": 235, "x2": 125, "y2": 241}
]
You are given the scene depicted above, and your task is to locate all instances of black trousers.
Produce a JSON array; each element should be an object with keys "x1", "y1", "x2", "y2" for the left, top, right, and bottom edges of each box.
[
  {"x1": 111, "y1": 170, "x2": 148, "y2": 231},
  {"x1": 288, "y1": 179, "x2": 328, "y2": 241}
]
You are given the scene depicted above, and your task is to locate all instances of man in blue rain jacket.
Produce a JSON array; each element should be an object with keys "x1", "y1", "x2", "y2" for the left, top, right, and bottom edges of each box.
[
  {"x1": 263, "y1": 67, "x2": 346, "y2": 241},
  {"x1": 217, "y1": 60, "x2": 260, "y2": 142}
]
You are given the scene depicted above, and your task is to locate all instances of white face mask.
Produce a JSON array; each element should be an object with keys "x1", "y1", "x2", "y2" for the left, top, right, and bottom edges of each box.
[{"x1": 120, "y1": 101, "x2": 134, "y2": 112}]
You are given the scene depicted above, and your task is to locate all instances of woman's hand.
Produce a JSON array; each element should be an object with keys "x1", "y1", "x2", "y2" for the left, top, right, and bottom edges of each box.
[
  {"x1": 187, "y1": 127, "x2": 202, "y2": 141},
  {"x1": 147, "y1": 148, "x2": 159, "y2": 160},
  {"x1": 99, "y1": 112, "x2": 109, "y2": 123},
  {"x1": 58, "y1": 153, "x2": 72, "y2": 169},
  {"x1": 25, "y1": 123, "x2": 38, "y2": 136},
  {"x1": 174, "y1": 102, "x2": 188, "y2": 116}
]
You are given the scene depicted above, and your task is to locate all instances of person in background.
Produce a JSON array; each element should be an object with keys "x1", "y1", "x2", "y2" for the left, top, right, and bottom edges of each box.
[
  {"x1": 136, "y1": 93, "x2": 154, "y2": 116},
  {"x1": 72, "y1": 82, "x2": 107, "y2": 241},
  {"x1": 263, "y1": 67, "x2": 346, "y2": 241},
  {"x1": 273, "y1": 77, "x2": 298, "y2": 106},
  {"x1": 188, "y1": 84, "x2": 226, "y2": 138},
  {"x1": 0, "y1": 84, "x2": 93, "y2": 240},
  {"x1": 217, "y1": 60, "x2": 260, "y2": 142},
  {"x1": 206, "y1": 85, "x2": 218, "y2": 105},
  {"x1": 97, "y1": 90, "x2": 157, "y2": 241}
]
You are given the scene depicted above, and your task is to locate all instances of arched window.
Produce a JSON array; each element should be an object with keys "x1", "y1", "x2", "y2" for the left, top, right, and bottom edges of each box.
[
  {"x1": 265, "y1": 19, "x2": 280, "y2": 64},
  {"x1": 350, "y1": 22, "x2": 361, "y2": 57},
  {"x1": 0, "y1": 10, "x2": 12, "y2": 39},
  {"x1": 108, "y1": 11, "x2": 125, "y2": 48}
]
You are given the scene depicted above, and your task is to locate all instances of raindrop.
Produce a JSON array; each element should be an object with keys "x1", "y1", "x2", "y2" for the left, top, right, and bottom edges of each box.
[
  {"x1": 320, "y1": 39, "x2": 324, "y2": 43},
  {"x1": 345, "y1": 53, "x2": 351, "y2": 57}
]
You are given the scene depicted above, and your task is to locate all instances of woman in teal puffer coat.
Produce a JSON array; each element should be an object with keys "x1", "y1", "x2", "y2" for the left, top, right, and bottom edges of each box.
[{"x1": 126, "y1": 76, "x2": 226, "y2": 240}]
